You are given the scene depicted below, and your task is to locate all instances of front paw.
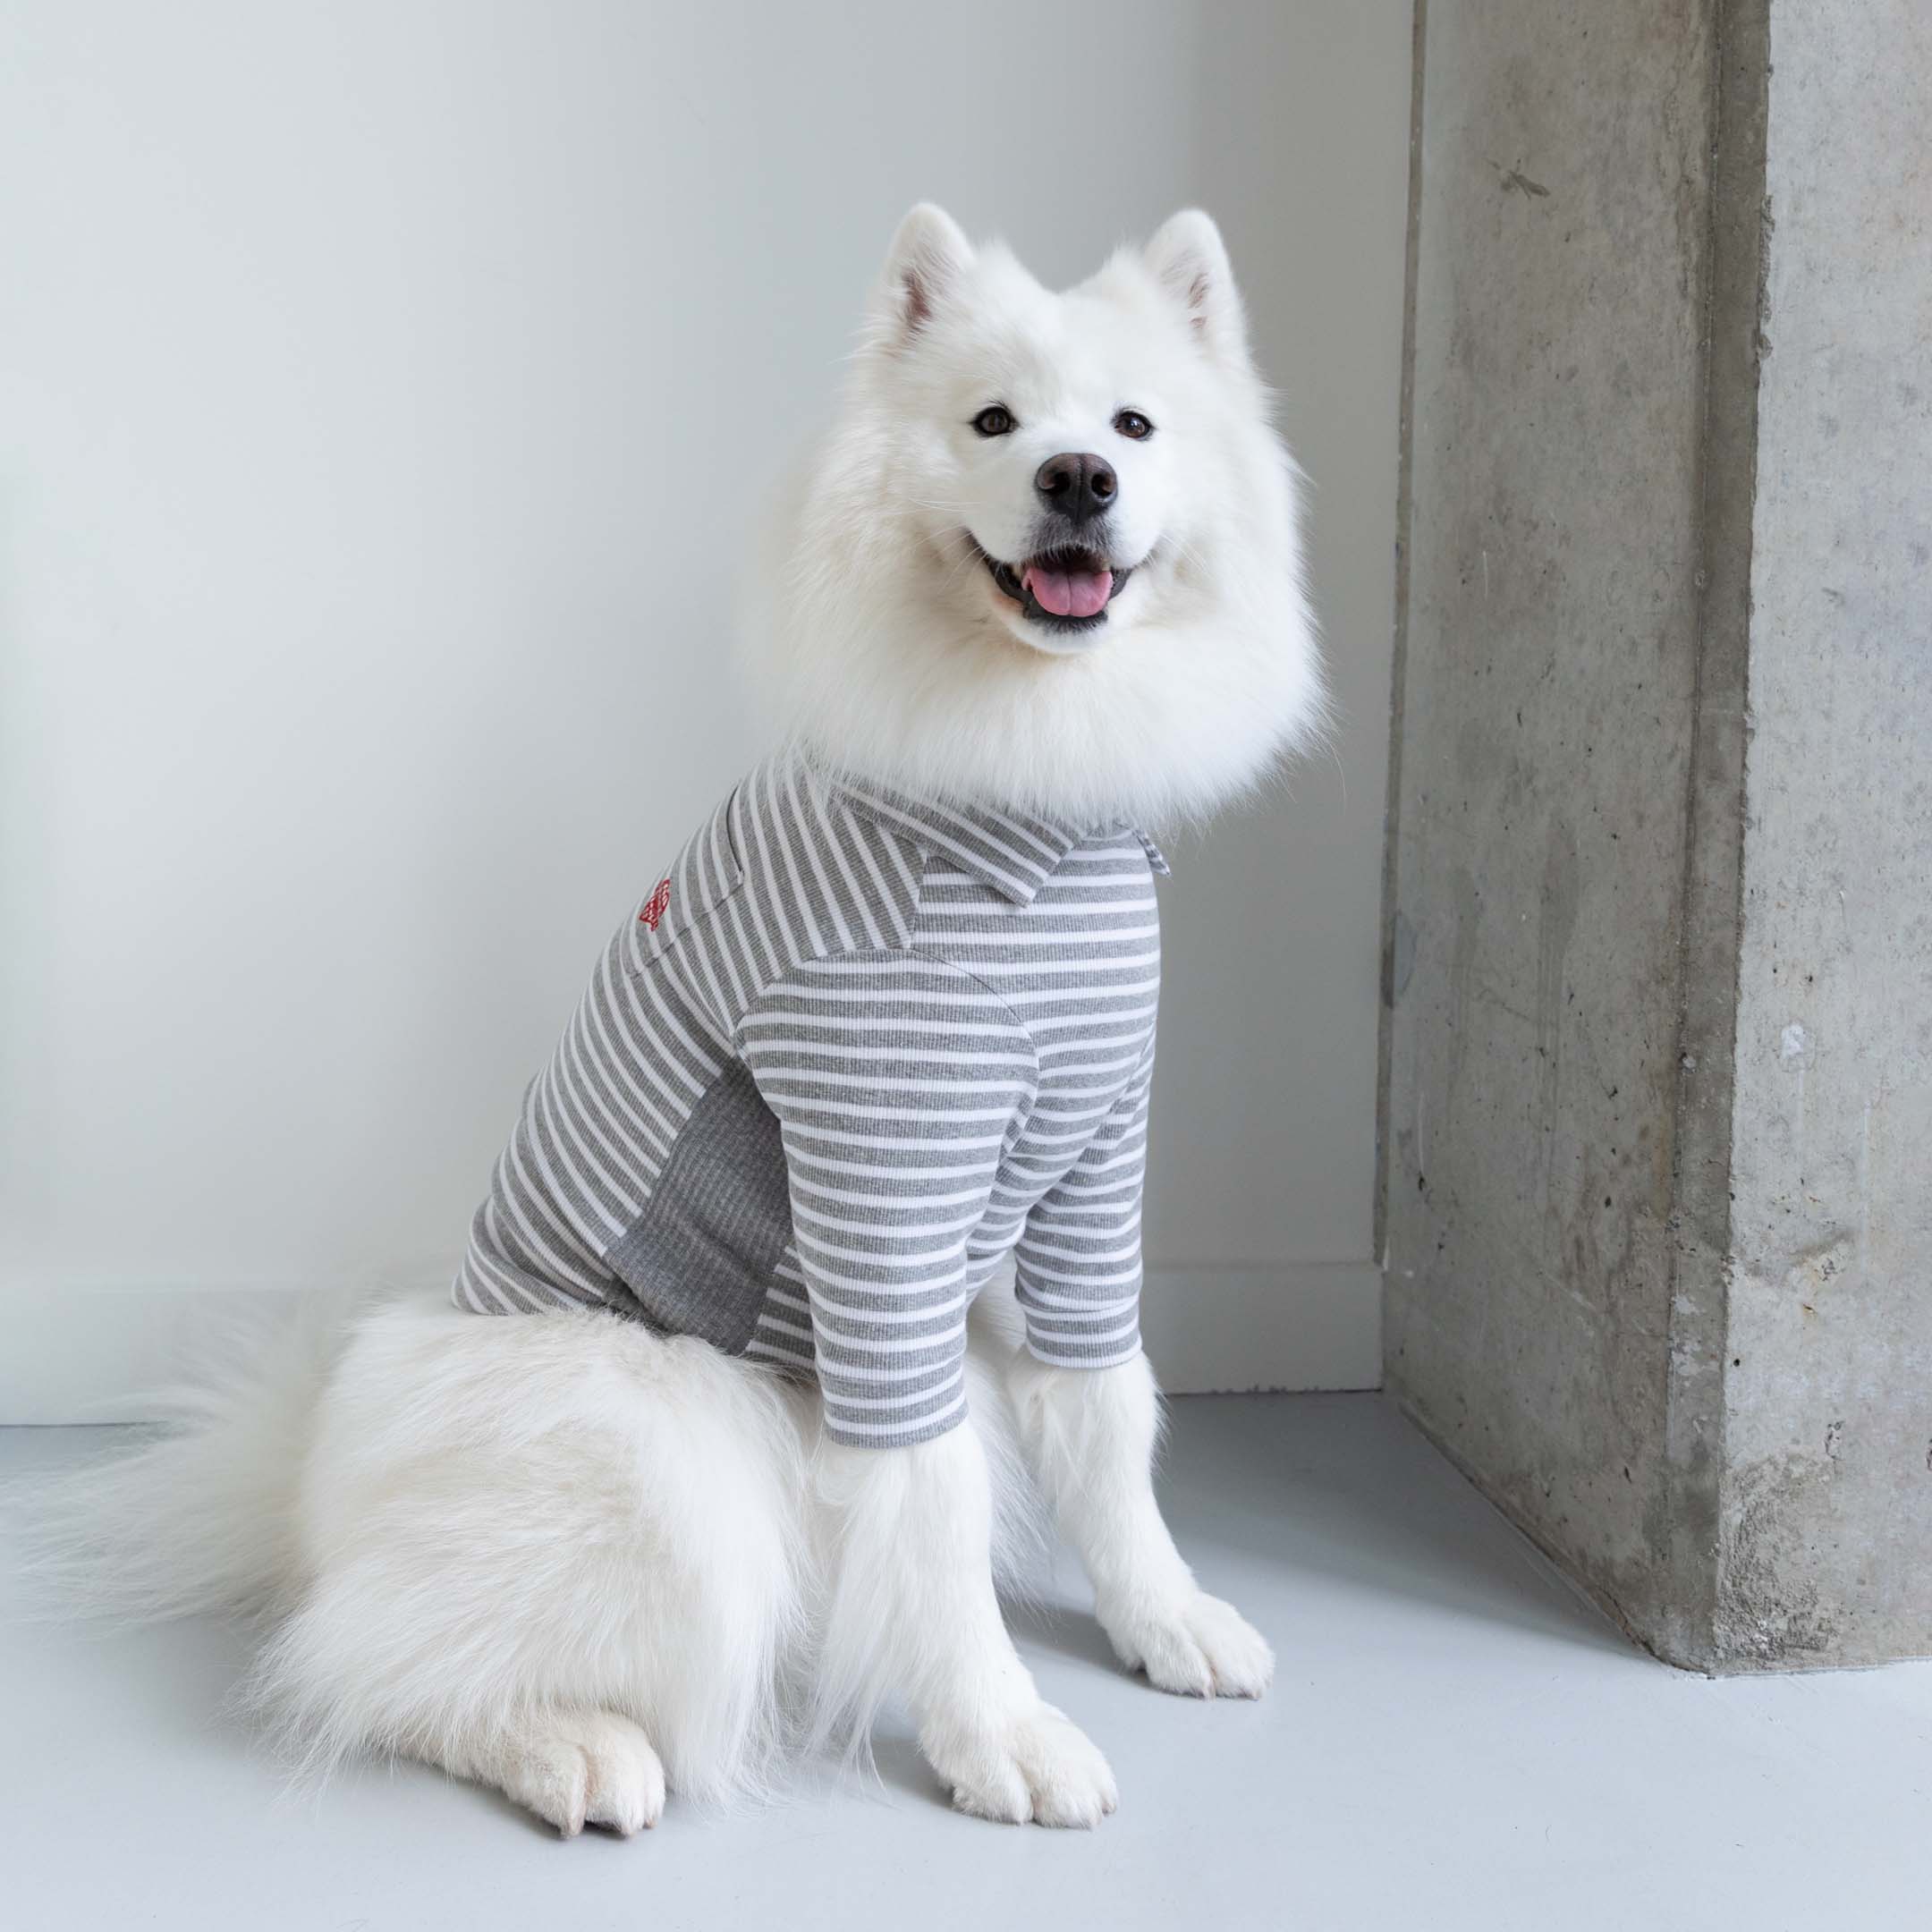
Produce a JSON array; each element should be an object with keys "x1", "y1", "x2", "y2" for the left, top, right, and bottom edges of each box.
[
  {"x1": 1104, "y1": 1591, "x2": 1275, "y2": 1699},
  {"x1": 922, "y1": 1703, "x2": 1119, "y2": 1827}
]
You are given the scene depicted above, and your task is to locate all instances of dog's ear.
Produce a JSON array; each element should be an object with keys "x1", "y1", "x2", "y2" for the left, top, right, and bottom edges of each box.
[
  {"x1": 872, "y1": 203, "x2": 975, "y2": 346},
  {"x1": 1143, "y1": 210, "x2": 1250, "y2": 365}
]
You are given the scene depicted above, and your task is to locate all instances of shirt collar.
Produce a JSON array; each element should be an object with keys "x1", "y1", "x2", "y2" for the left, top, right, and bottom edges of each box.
[
  {"x1": 1133, "y1": 830, "x2": 1172, "y2": 877},
  {"x1": 834, "y1": 773, "x2": 1168, "y2": 907}
]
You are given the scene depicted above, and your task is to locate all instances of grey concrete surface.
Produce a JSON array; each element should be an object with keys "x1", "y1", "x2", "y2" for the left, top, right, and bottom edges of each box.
[
  {"x1": 1381, "y1": 0, "x2": 1932, "y2": 1669},
  {"x1": 1717, "y1": 0, "x2": 1932, "y2": 1665},
  {"x1": 9, "y1": 1399, "x2": 1932, "y2": 1932},
  {"x1": 1381, "y1": 0, "x2": 1730, "y2": 1661}
]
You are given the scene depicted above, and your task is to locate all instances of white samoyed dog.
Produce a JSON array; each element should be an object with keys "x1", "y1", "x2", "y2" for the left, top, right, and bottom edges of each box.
[{"x1": 40, "y1": 205, "x2": 1324, "y2": 1835}]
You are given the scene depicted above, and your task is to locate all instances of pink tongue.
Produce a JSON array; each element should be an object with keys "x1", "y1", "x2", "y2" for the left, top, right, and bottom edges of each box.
[{"x1": 1023, "y1": 563, "x2": 1114, "y2": 619}]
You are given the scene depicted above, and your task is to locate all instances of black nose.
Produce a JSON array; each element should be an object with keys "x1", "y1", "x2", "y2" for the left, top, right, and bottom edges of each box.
[{"x1": 1033, "y1": 452, "x2": 1117, "y2": 525}]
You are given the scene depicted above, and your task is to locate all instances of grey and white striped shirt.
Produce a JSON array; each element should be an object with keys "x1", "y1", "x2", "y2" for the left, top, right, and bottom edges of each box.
[{"x1": 453, "y1": 753, "x2": 1166, "y2": 1446}]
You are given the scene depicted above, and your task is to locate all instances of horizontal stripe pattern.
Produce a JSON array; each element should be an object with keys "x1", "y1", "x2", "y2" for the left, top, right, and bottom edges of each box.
[
  {"x1": 740, "y1": 953, "x2": 1033, "y2": 1444},
  {"x1": 453, "y1": 752, "x2": 1163, "y2": 1446}
]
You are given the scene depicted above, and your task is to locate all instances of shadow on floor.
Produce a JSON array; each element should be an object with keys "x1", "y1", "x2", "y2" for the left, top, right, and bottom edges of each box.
[{"x1": 1148, "y1": 1393, "x2": 1636, "y2": 1662}]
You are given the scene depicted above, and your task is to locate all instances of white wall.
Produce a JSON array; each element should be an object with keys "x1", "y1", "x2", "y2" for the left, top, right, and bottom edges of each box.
[{"x1": 0, "y1": 1, "x2": 1411, "y2": 1418}]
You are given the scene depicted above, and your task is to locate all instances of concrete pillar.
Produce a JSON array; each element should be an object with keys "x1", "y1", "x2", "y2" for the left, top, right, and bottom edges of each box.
[{"x1": 1380, "y1": 0, "x2": 1932, "y2": 1670}]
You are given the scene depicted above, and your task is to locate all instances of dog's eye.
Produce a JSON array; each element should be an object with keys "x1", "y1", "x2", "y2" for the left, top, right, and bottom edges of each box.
[
  {"x1": 1114, "y1": 410, "x2": 1155, "y2": 441},
  {"x1": 970, "y1": 405, "x2": 1015, "y2": 437}
]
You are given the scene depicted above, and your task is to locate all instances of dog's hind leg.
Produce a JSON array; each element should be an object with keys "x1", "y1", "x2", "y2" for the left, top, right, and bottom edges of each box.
[{"x1": 258, "y1": 1296, "x2": 809, "y2": 1827}]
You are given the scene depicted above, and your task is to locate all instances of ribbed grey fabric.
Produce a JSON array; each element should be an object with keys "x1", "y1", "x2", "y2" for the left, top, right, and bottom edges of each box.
[{"x1": 453, "y1": 752, "x2": 1167, "y2": 1446}]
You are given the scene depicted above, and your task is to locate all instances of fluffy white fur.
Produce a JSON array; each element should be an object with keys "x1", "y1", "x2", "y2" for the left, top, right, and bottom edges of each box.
[
  {"x1": 30, "y1": 1274, "x2": 1262, "y2": 1830},
  {"x1": 749, "y1": 204, "x2": 1326, "y2": 830},
  {"x1": 31, "y1": 207, "x2": 1309, "y2": 1834}
]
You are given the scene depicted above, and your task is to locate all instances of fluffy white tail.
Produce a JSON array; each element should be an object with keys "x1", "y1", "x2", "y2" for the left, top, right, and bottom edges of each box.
[{"x1": 12, "y1": 1291, "x2": 353, "y2": 1624}]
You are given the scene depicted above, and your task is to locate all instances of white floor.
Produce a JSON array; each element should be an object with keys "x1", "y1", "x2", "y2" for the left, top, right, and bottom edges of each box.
[{"x1": 4, "y1": 1396, "x2": 1928, "y2": 1932}]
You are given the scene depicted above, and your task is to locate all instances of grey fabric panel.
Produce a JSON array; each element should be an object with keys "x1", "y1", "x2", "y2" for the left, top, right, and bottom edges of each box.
[{"x1": 602, "y1": 1061, "x2": 792, "y2": 1354}]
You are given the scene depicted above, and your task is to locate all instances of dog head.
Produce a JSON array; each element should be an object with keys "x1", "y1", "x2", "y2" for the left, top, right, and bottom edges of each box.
[
  {"x1": 752, "y1": 206, "x2": 1325, "y2": 827},
  {"x1": 865, "y1": 205, "x2": 1258, "y2": 657}
]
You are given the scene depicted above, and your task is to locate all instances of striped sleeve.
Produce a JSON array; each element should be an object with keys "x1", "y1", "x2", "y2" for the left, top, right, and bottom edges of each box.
[
  {"x1": 1013, "y1": 1038, "x2": 1152, "y2": 1371},
  {"x1": 738, "y1": 951, "x2": 1038, "y2": 1447}
]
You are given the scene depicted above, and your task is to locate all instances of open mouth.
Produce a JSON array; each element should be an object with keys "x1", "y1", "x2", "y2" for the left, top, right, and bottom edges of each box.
[{"x1": 973, "y1": 540, "x2": 1133, "y2": 631}]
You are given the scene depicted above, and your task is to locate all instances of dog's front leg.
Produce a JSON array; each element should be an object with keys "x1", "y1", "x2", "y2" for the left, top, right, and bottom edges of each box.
[
  {"x1": 1008, "y1": 1350, "x2": 1275, "y2": 1699},
  {"x1": 816, "y1": 1418, "x2": 1117, "y2": 1826}
]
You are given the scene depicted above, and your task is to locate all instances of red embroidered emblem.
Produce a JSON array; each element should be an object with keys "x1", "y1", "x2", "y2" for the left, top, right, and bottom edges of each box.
[{"x1": 639, "y1": 878, "x2": 671, "y2": 931}]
